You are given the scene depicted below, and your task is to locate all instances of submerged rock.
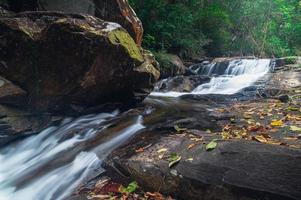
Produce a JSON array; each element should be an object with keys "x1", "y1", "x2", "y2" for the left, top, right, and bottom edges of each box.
[
  {"x1": 0, "y1": 12, "x2": 159, "y2": 112},
  {"x1": 155, "y1": 75, "x2": 210, "y2": 93}
]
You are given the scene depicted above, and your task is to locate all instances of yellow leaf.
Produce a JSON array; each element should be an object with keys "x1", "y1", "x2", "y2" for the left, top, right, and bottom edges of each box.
[
  {"x1": 253, "y1": 135, "x2": 268, "y2": 143},
  {"x1": 290, "y1": 126, "x2": 301, "y2": 132},
  {"x1": 186, "y1": 157, "x2": 194, "y2": 161},
  {"x1": 270, "y1": 120, "x2": 283, "y2": 127},
  {"x1": 157, "y1": 148, "x2": 168, "y2": 153}
]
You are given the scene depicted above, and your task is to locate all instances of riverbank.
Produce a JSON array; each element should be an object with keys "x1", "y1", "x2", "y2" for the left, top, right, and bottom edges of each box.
[{"x1": 67, "y1": 60, "x2": 301, "y2": 200}]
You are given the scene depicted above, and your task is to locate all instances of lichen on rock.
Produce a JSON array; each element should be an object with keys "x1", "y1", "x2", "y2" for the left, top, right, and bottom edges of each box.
[{"x1": 0, "y1": 12, "x2": 159, "y2": 113}]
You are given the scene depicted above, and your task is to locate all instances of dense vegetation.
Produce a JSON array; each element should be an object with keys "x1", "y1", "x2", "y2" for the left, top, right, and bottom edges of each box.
[{"x1": 129, "y1": 0, "x2": 301, "y2": 58}]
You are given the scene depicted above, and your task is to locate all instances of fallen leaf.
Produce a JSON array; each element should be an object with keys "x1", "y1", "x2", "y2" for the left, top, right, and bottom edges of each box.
[
  {"x1": 253, "y1": 135, "x2": 268, "y2": 143},
  {"x1": 287, "y1": 106, "x2": 298, "y2": 111},
  {"x1": 216, "y1": 108, "x2": 226, "y2": 113},
  {"x1": 145, "y1": 192, "x2": 166, "y2": 200},
  {"x1": 190, "y1": 137, "x2": 203, "y2": 142},
  {"x1": 94, "y1": 182, "x2": 122, "y2": 194},
  {"x1": 221, "y1": 131, "x2": 231, "y2": 140},
  {"x1": 290, "y1": 126, "x2": 301, "y2": 132},
  {"x1": 174, "y1": 125, "x2": 187, "y2": 132},
  {"x1": 206, "y1": 129, "x2": 212, "y2": 133},
  {"x1": 157, "y1": 148, "x2": 168, "y2": 153},
  {"x1": 187, "y1": 143, "x2": 196, "y2": 150},
  {"x1": 284, "y1": 137, "x2": 298, "y2": 141},
  {"x1": 243, "y1": 113, "x2": 252, "y2": 119},
  {"x1": 270, "y1": 120, "x2": 283, "y2": 127},
  {"x1": 186, "y1": 157, "x2": 194, "y2": 161},
  {"x1": 168, "y1": 153, "x2": 181, "y2": 168},
  {"x1": 247, "y1": 125, "x2": 264, "y2": 132},
  {"x1": 120, "y1": 181, "x2": 138, "y2": 194},
  {"x1": 206, "y1": 140, "x2": 217, "y2": 151},
  {"x1": 135, "y1": 148, "x2": 144, "y2": 153}
]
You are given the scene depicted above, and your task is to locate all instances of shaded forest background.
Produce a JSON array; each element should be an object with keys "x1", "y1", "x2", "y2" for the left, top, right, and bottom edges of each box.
[{"x1": 129, "y1": 0, "x2": 301, "y2": 58}]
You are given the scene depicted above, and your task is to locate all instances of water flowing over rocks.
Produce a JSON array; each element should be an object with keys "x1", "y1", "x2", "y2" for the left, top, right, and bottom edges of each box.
[{"x1": 1, "y1": 1, "x2": 301, "y2": 199}]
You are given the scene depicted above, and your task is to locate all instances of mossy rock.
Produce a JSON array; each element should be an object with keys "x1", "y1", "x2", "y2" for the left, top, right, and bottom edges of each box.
[
  {"x1": 0, "y1": 12, "x2": 158, "y2": 113},
  {"x1": 154, "y1": 52, "x2": 187, "y2": 79}
]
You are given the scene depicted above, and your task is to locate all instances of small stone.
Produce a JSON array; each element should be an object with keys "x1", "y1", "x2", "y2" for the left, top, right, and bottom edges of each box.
[{"x1": 170, "y1": 169, "x2": 178, "y2": 176}]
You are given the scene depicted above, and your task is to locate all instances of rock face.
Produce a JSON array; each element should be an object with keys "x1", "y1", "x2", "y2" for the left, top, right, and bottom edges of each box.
[
  {"x1": 5, "y1": 0, "x2": 143, "y2": 46},
  {"x1": 0, "y1": 12, "x2": 159, "y2": 112},
  {"x1": 155, "y1": 53, "x2": 192, "y2": 78},
  {"x1": 110, "y1": 135, "x2": 301, "y2": 200},
  {"x1": 154, "y1": 75, "x2": 210, "y2": 93}
]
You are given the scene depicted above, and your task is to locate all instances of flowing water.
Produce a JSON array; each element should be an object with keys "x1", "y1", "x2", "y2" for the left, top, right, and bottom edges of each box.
[
  {"x1": 0, "y1": 112, "x2": 144, "y2": 200},
  {"x1": 151, "y1": 59, "x2": 273, "y2": 97},
  {"x1": 0, "y1": 58, "x2": 273, "y2": 200}
]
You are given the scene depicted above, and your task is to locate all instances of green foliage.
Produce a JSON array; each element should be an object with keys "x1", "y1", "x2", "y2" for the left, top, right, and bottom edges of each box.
[
  {"x1": 129, "y1": 0, "x2": 209, "y2": 58},
  {"x1": 120, "y1": 181, "x2": 138, "y2": 194},
  {"x1": 153, "y1": 51, "x2": 173, "y2": 70},
  {"x1": 206, "y1": 139, "x2": 218, "y2": 151},
  {"x1": 130, "y1": 0, "x2": 301, "y2": 58}
]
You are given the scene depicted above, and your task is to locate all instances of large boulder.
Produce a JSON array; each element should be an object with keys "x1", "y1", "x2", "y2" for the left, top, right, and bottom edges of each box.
[
  {"x1": 5, "y1": 0, "x2": 143, "y2": 46},
  {"x1": 0, "y1": 12, "x2": 159, "y2": 112},
  {"x1": 109, "y1": 134, "x2": 301, "y2": 200},
  {"x1": 155, "y1": 53, "x2": 193, "y2": 79}
]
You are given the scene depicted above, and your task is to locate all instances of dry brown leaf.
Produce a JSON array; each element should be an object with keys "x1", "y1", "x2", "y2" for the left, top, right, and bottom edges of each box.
[
  {"x1": 283, "y1": 137, "x2": 298, "y2": 141},
  {"x1": 135, "y1": 148, "x2": 144, "y2": 153},
  {"x1": 190, "y1": 137, "x2": 203, "y2": 142},
  {"x1": 187, "y1": 143, "x2": 196, "y2": 150},
  {"x1": 253, "y1": 135, "x2": 268, "y2": 143},
  {"x1": 145, "y1": 192, "x2": 166, "y2": 200}
]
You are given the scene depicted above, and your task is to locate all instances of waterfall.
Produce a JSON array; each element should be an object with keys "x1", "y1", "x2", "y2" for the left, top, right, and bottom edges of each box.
[
  {"x1": 151, "y1": 59, "x2": 272, "y2": 97},
  {"x1": 0, "y1": 112, "x2": 144, "y2": 200}
]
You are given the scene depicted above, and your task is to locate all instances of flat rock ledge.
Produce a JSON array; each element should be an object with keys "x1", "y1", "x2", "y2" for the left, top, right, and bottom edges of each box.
[{"x1": 108, "y1": 133, "x2": 301, "y2": 200}]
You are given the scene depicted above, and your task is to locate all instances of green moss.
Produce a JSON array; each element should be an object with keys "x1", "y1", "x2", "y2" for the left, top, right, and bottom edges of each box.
[
  {"x1": 108, "y1": 30, "x2": 143, "y2": 63},
  {"x1": 283, "y1": 56, "x2": 297, "y2": 64},
  {"x1": 153, "y1": 51, "x2": 174, "y2": 70}
]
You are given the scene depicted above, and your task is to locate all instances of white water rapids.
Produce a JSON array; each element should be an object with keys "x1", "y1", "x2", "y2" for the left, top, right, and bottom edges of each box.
[
  {"x1": 151, "y1": 59, "x2": 272, "y2": 97},
  {"x1": 0, "y1": 112, "x2": 144, "y2": 200},
  {"x1": 0, "y1": 58, "x2": 273, "y2": 200}
]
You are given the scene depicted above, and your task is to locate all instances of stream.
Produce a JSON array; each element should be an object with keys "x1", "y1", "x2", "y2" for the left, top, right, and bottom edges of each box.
[{"x1": 0, "y1": 59, "x2": 274, "y2": 200}]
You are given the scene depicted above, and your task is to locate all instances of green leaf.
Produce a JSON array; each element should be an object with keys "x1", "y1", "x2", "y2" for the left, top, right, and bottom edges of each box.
[
  {"x1": 120, "y1": 181, "x2": 138, "y2": 194},
  {"x1": 206, "y1": 140, "x2": 218, "y2": 151},
  {"x1": 290, "y1": 126, "x2": 301, "y2": 132},
  {"x1": 287, "y1": 106, "x2": 298, "y2": 111},
  {"x1": 174, "y1": 125, "x2": 187, "y2": 132},
  {"x1": 168, "y1": 153, "x2": 182, "y2": 168}
]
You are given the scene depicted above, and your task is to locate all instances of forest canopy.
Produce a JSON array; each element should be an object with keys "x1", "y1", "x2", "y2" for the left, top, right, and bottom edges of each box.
[{"x1": 129, "y1": 0, "x2": 301, "y2": 58}]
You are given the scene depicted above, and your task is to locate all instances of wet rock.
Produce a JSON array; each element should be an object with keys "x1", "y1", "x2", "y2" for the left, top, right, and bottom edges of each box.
[
  {"x1": 0, "y1": 76, "x2": 27, "y2": 106},
  {"x1": 0, "y1": 12, "x2": 159, "y2": 113},
  {"x1": 277, "y1": 94, "x2": 290, "y2": 103},
  {"x1": 0, "y1": 105, "x2": 53, "y2": 146},
  {"x1": 109, "y1": 135, "x2": 301, "y2": 200},
  {"x1": 273, "y1": 57, "x2": 300, "y2": 71},
  {"x1": 155, "y1": 53, "x2": 192, "y2": 78},
  {"x1": 155, "y1": 75, "x2": 210, "y2": 93}
]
